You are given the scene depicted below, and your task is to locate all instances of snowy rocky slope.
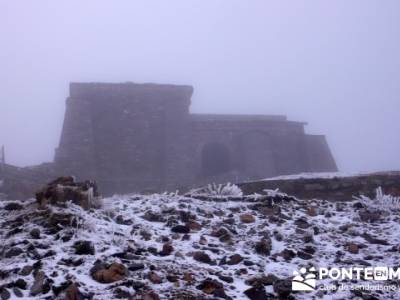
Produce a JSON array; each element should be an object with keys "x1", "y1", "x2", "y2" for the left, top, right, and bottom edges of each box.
[{"x1": 0, "y1": 184, "x2": 400, "y2": 300}]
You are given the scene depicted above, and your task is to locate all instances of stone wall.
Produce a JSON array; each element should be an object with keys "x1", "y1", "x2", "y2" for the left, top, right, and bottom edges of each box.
[
  {"x1": 238, "y1": 172, "x2": 400, "y2": 201},
  {"x1": 187, "y1": 115, "x2": 337, "y2": 187}
]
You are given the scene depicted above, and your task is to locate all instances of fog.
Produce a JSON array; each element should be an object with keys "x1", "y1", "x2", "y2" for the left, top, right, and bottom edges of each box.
[{"x1": 0, "y1": 0, "x2": 399, "y2": 173}]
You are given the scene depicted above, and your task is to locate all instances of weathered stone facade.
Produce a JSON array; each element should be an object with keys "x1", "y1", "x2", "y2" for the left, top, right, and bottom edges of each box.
[{"x1": 54, "y1": 82, "x2": 337, "y2": 195}]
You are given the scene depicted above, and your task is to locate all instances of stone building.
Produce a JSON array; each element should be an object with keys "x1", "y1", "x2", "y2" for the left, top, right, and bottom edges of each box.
[{"x1": 54, "y1": 82, "x2": 337, "y2": 195}]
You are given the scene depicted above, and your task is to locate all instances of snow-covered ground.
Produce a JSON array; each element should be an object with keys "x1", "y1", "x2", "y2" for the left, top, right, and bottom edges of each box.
[
  {"x1": 0, "y1": 188, "x2": 400, "y2": 299},
  {"x1": 263, "y1": 172, "x2": 362, "y2": 181},
  {"x1": 263, "y1": 171, "x2": 400, "y2": 181}
]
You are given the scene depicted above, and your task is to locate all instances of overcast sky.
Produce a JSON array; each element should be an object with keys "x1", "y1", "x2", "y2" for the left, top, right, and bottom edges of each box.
[{"x1": 0, "y1": 0, "x2": 399, "y2": 173}]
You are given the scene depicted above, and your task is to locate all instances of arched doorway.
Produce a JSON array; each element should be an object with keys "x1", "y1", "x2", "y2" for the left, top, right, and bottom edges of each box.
[{"x1": 201, "y1": 142, "x2": 232, "y2": 176}]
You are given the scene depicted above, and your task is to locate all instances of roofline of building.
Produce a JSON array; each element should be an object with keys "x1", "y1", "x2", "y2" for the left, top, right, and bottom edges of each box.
[{"x1": 190, "y1": 113, "x2": 308, "y2": 125}]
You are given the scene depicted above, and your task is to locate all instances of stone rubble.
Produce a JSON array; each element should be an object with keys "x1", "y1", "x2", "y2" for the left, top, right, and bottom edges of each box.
[{"x1": 0, "y1": 180, "x2": 399, "y2": 299}]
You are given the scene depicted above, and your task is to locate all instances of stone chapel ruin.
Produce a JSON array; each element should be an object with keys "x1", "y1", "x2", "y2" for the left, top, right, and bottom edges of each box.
[{"x1": 1, "y1": 82, "x2": 337, "y2": 197}]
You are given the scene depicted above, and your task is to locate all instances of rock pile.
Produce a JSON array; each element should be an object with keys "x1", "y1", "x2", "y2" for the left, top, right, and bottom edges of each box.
[
  {"x1": 35, "y1": 176, "x2": 99, "y2": 210},
  {"x1": 0, "y1": 181, "x2": 399, "y2": 299}
]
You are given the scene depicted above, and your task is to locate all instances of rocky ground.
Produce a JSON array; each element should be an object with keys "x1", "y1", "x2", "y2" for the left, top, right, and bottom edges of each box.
[{"x1": 0, "y1": 182, "x2": 400, "y2": 299}]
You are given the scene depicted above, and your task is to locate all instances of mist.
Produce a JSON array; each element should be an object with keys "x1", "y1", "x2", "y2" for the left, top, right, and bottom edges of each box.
[{"x1": 0, "y1": 0, "x2": 399, "y2": 173}]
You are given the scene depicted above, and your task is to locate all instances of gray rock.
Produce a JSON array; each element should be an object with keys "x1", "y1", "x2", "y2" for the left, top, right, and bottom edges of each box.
[
  {"x1": 0, "y1": 288, "x2": 10, "y2": 300},
  {"x1": 73, "y1": 240, "x2": 95, "y2": 255},
  {"x1": 12, "y1": 287, "x2": 23, "y2": 298},
  {"x1": 30, "y1": 271, "x2": 48, "y2": 296},
  {"x1": 4, "y1": 202, "x2": 23, "y2": 211},
  {"x1": 359, "y1": 210, "x2": 381, "y2": 223},
  {"x1": 255, "y1": 237, "x2": 272, "y2": 256},
  {"x1": 5, "y1": 247, "x2": 23, "y2": 258},
  {"x1": 171, "y1": 225, "x2": 190, "y2": 234},
  {"x1": 244, "y1": 286, "x2": 269, "y2": 300},
  {"x1": 30, "y1": 228, "x2": 41, "y2": 239},
  {"x1": 273, "y1": 279, "x2": 292, "y2": 298},
  {"x1": 19, "y1": 265, "x2": 33, "y2": 276},
  {"x1": 193, "y1": 251, "x2": 215, "y2": 265}
]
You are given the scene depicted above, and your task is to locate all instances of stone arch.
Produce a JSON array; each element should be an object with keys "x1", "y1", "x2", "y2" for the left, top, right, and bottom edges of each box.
[{"x1": 201, "y1": 142, "x2": 232, "y2": 176}]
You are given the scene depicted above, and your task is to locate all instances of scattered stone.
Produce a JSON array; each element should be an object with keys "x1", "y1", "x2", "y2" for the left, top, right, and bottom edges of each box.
[
  {"x1": 2, "y1": 176, "x2": 400, "y2": 300},
  {"x1": 187, "y1": 221, "x2": 202, "y2": 231},
  {"x1": 359, "y1": 210, "x2": 381, "y2": 223},
  {"x1": 115, "y1": 215, "x2": 133, "y2": 225},
  {"x1": 255, "y1": 238, "x2": 272, "y2": 256},
  {"x1": 139, "y1": 229, "x2": 152, "y2": 240},
  {"x1": 273, "y1": 279, "x2": 292, "y2": 298},
  {"x1": 19, "y1": 265, "x2": 33, "y2": 276},
  {"x1": 30, "y1": 271, "x2": 50, "y2": 296},
  {"x1": 211, "y1": 227, "x2": 232, "y2": 243},
  {"x1": 347, "y1": 243, "x2": 359, "y2": 254},
  {"x1": 148, "y1": 271, "x2": 163, "y2": 284},
  {"x1": 65, "y1": 283, "x2": 80, "y2": 300},
  {"x1": 307, "y1": 206, "x2": 318, "y2": 216},
  {"x1": 159, "y1": 243, "x2": 174, "y2": 256},
  {"x1": 218, "y1": 274, "x2": 234, "y2": 283},
  {"x1": 48, "y1": 212, "x2": 75, "y2": 231},
  {"x1": 223, "y1": 218, "x2": 235, "y2": 225},
  {"x1": 5, "y1": 247, "x2": 23, "y2": 258},
  {"x1": 362, "y1": 233, "x2": 390, "y2": 245},
  {"x1": 12, "y1": 287, "x2": 23, "y2": 298},
  {"x1": 143, "y1": 211, "x2": 165, "y2": 222},
  {"x1": 294, "y1": 217, "x2": 310, "y2": 229},
  {"x1": 354, "y1": 201, "x2": 367, "y2": 211},
  {"x1": 0, "y1": 288, "x2": 10, "y2": 300},
  {"x1": 114, "y1": 287, "x2": 132, "y2": 299},
  {"x1": 273, "y1": 231, "x2": 283, "y2": 241},
  {"x1": 196, "y1": 278, "x2": 223, "y2": 294},
  {"x1": 13, "y1": 279, "x2": 27, "y2": 290},
  {"x1": 144, "y1": 291, "x2": 160, "y2": 300},
  {"x1": 302, "y1": 245, "x2": 316, "y2": 254},
  {"x1": 193, "y1": 251, "x2": 214, "y2": 265},
  {"x1": 61, "y1": 231, "x2": 74, "y2": 242},
  {"x1": 303, "y1": 232, "x2": 314, "y2": 243},
  {"x1": 297, "y1": 250, "x2": 313, "y2": 260},
  {"x1": 246, "y1": 274, "x2": 279, "y2": 286},
  {"x1": 52, "y1": 280, "x2": 72, "y2": 296},
  {"x1": 199, "y1": 235, "x2": 208, "y2": 245},
  {"x1": 240, "y1": 213, "x2": 256, "y2": 223},
  {"x1": 226, "y1": 254, "x2": 243, "y2": 265},
  {"x1": 73, "y1": 240, "x2": 95, "y2": 255},
  {"x1": 59, "y1": 257, "x2": 84, "y2": 267},
  {"x1": 183, "y1": 272, "x2": 195, "y2": 284},
  {"x1": 4, "y1": 202, "x2": 23, "y2": 211},
  {"x1": 128, "y1": 263, "x2": 145, "y2": 272},
  {"x1": 166, "y1": 274, "x2": 179, "y2": 282},
  {"x1": 171, "y1": 225, "x2": 190, "y2": 234},
  {"x1": 243, "y1": 260, "x2": 255, "y2": 266},
  {"x1": 244, "y1": 286, "x2": 269, "y2": 300},
  {"x1": 91, "y1": 262, "x2": 128, "y2": 283},
  {"x1": 30, "y1": 228, "x2": 41, "y2": 239}
]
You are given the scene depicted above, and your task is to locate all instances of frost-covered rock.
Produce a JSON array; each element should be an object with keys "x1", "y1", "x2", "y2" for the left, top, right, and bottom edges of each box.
[
  {"x1": 35, "y1": 176, "x2": 100, "y2": 210},
  {"x1": 0, "y1": 187, "x2": 399, "y2": 299}
]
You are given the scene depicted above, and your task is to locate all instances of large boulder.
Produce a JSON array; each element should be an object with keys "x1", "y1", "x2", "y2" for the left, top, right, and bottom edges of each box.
[
  {"x1": 90, "y1": 262, "x2": 128, "y2": 284},
  {"x1": 35, "y1": 176, "x2": 99, "y2": 210}
]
